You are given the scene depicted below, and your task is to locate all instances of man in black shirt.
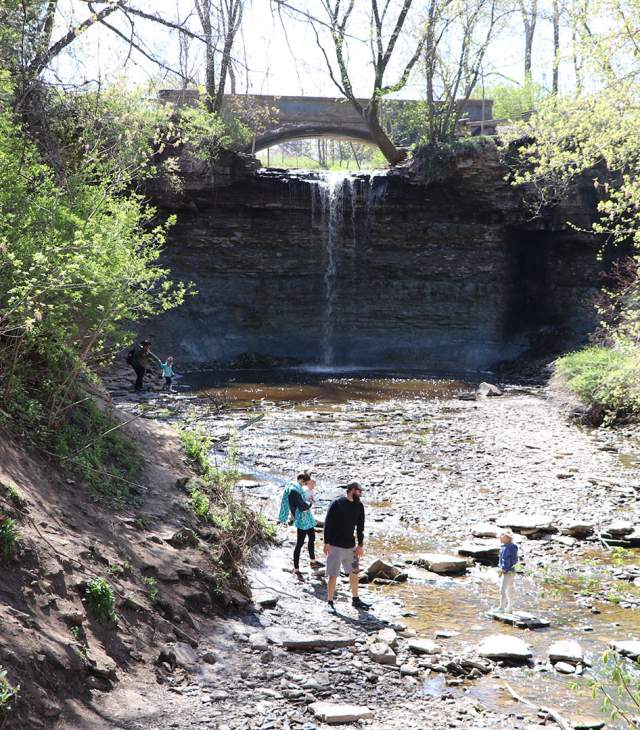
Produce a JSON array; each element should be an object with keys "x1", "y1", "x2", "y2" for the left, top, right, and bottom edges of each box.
[{"x1": 323, "y1": 481, "x2": 370, "y2": 612}]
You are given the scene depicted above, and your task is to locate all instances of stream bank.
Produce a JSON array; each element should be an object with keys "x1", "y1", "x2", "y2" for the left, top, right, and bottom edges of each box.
[{"x1": 93, "y1": 368, "x2": 640, "y2": 730}]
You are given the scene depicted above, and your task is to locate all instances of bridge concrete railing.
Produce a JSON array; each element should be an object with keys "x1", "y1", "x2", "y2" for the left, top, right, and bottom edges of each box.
[{"x1": 158, "y1": 90, "x2": 495, "y2": 152}]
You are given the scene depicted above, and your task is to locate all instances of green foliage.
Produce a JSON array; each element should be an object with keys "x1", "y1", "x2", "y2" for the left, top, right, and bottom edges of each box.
[
  {"x1": 257, "y1": 513, "x2": 277, "y2": 540},
  {"x1": 188, "y1": 486, "x2": 211, "y2": 521},
  {"x1": 142, "y1": 576, "x2": 159, "y2": 603},
  {"x1": 556, "y1": 345, "x2": 640, "y2": 423},
  {"x1": 589, "y1": 650, "x2": 640, "y2": 727},
  {"x1": 69, "y1": 626, "x2": 89, "y2": 661},
  {"x1": 1, "y1": 481, "x2": 26, "y2": 509},
  {"x1": 179, "y1": 427, "x2": 214, "y2": 478},
  {"x1": 0, "y1": 666, "x2": 19, "y2": 715},
  {"x1": 0, "y1": 518, "x2": 18, "y2": 562},
  {"x1": 84, "y1": 577, "x2": 116, "y2": 624},
  {"x1": 483, "y1": 77, "x2": 546, "y2": 121},
  {"x1": 48, "y1": 400, "x2": 143, "y2": 507}
]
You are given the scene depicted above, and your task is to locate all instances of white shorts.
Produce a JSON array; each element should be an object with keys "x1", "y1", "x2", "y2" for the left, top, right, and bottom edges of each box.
[{"x1": 326, "y1": 546, "x2": 359, "y2": 577}]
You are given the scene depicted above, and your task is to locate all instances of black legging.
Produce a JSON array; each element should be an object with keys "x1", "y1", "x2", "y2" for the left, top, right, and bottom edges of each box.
[
  {"x1": 132, "y1": 363, "x2": 146, "y2": 390},
  {"x1": 293, "y1": 528, "x2": 316, "y2": 569}
]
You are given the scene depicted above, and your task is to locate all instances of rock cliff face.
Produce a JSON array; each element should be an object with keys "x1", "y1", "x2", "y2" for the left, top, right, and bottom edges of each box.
[{"x1": 144, "y1": 140, "x2": 607, "y2": 372}]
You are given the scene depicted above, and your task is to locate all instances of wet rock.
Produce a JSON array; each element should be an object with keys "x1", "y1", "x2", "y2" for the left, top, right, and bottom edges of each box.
[
  {"x1": 368, "y1": 642, "x2": 397, "y2": 666},
  {"x1": 489, "y1": 611, "x2": 550, "y2": 629},
  {"x1": 548, "y1": 639, "x2": 584, "y2": 665},
  {"x1": 410, "y1": 553, "x2": 468, "y2": 575},
  {"x1": 611, "y1": 639, "x2": 640, "y2": 659},
  {"x1": 572, "y1": 717, "x2": 606, "y2": 729},
  {"x1": 366, "y1": 559, "x2": 407, "y2": 582},
  {"x1": 496, "y1": 512, "x2": 556, "y2": 537},
  {"x1": 408, "y1": 638, "x2": 441, "y2": 655},
  {"x1": 555, "y1": 661, "x2": 576, "y2": 674},
  {"x1": 310, "y1": 702, "x2": 373, "y2": 724},
  {"x1": 477, "y1": 634, "x2": 532, "y2": 663},
  {"x1": 477, "y1": 382, "x2": 502, "y2": 397},
  {"x1": 457, "y1": 541, "x2": 499, "y2": 566}
]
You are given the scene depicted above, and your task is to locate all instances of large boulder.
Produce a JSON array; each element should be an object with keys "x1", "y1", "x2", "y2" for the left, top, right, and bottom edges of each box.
[
  {"x1": 477, "y1": 634, "x2": 532, "y2": 663},
  {"x1": 603, "y1": 521, "x2": 634, "y2": 538},
  {"x1": 496, "y1": 512, "x2": 556, "y2": 538},
  {"x1": 310, "y1": 702, "x2": 374, "y2": 724},
  {"x1": 477, "y1": 382, "x2": 503, "y2": 397},
  {"x1": 457, "y1": 541, "x2": 500, "y2": 566},
  {"x1": 366, "y1": 558, "x2": 408, "y2": 582},
  {"x1": 548, "y1": 639, "x2": 584, "y2": 665},
  {"x1": 410, "y1": 553, "x2": 468, "y2": 575}
]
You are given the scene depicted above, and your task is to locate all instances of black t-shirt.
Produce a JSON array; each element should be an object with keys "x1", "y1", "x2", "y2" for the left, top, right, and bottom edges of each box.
[{"x1": 324, "y1": 496, "x2": 365, "y2": 549}]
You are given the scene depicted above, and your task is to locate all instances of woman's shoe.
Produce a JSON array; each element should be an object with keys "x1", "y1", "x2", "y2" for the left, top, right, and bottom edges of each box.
[
  {"x1": 310, "y1": 560, "x2": 324, "y2": 569},
  {"x1": 293, "y1": 569, "x2": 305, "y2": 582}
]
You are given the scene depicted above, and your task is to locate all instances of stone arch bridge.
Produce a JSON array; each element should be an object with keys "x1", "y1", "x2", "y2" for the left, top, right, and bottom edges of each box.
[{"x1": 158, "y1": 90, "x2": 494, "y2": 154}]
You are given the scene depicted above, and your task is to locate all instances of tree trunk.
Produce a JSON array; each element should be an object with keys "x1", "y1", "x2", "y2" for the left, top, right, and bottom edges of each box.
[
  {"x1": 552, "y1": 0, "x2": 560, "y2": 94},
  {"x1": 364, "y1": 107, "x2": 406, "y2": 165}
]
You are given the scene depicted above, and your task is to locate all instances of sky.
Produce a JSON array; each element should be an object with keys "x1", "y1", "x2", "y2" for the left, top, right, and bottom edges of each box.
[{"x1": 51, "y1": 0, "x2": 573, "y2": 99}]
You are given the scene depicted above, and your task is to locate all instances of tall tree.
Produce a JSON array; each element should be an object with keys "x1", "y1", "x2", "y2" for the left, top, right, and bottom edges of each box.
[
  {"x1": 518, "y1": 0, "x2": 538, "y2": 79},
  {"x1": 283, "y1": 0, "x2": 426, "y2": 165},
  {"x1": 552, "y1": 0, "x2": 560, "y2": 93}
]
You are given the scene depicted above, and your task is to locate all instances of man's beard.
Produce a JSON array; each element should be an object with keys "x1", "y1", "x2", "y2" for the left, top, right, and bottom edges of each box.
[{"x1": 352, "y1": 494, "x2": 361, "y2": 503}]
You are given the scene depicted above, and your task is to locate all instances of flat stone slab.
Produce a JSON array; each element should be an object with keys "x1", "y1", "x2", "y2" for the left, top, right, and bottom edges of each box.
[
  {"x1": 408, "y1": 638, "x2": 442, "y2": 655},
  {"x1": 410, "y1": 553, "x2": 468, "y2": 575},
  {"x1": 572, "y1": 717, "x2": 606, "y2": 730},
  {"x1": 488, "y1": 611, "x2": 550, "y2": 629},
  {"x1": 366, "y1": 558, "x2": 407, "y2": 582},
  {"x1": 471, "y1": 523, "x2": 499, "y2": 539},
  {"x1": 496, "y1": 512, "x2": 556, "y2": 536},
  {"x1": 281, "y1": 634, "x2": 356, "y2": 650},
  {"x1": 560, "y1": 520, "x2": 594, "y2": 538},
  {"x1": 611, "y1": 639, "x2": 640, "y2": 659},
  {"x1": 368, "y1": 641, "x2": 397, "y2": 666},
  {"x1": 477, "y1": 634, "x2": 532, "y2": 663},
  {"x1": 310, "y1": 702, "x2": 374, "y2": 724},
  {"x1": 457, "y1": 541, "x2": 500, "y2": 565},
  {"x1": 251, "y1": 591, "x2": 279, "y2": 610},
  {"x1": 549, "y1": 639, "x2": 584, "y2": 664}
]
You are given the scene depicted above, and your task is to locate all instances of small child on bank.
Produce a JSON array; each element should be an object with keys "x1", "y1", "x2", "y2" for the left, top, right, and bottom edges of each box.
[
  {"x1": 159, "y1": 356, "x2": 175, "y2": 392},
  {"x1": 498, "y1": 531, "x2": 518, "y2": 613}
]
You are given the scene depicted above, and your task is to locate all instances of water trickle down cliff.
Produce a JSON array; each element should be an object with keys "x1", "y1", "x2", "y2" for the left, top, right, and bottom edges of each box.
[{"x1": 144, "y1": 144, "x2": 609, "y2": 372}]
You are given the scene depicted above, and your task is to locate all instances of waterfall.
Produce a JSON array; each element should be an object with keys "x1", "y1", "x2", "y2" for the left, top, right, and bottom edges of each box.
[{"x1": 307, "y1": 170, "x2": 385, "y2": 367}]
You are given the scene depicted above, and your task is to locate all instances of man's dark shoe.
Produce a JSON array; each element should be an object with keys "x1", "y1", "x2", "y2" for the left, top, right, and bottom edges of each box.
[
  {"x1": 352, "y1": 597, "x2": 371, "y2": 610},
  {"x1": 327, "y1": 600, "x2": 337, "y2": 614}
]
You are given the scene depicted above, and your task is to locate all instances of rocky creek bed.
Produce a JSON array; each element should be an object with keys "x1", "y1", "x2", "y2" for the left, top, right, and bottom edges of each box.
[{"x1": 102, "y1": 369, "x2": 640, "y2": 729}]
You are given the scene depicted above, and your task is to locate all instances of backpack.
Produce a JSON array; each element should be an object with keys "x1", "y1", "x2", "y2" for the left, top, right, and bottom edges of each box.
[
  {"x1": 126, "y1": 347, "x2": 136, "y2": 365},
  {"x1": 277, "y1": 483, "x2": 293, "y2": 523}
]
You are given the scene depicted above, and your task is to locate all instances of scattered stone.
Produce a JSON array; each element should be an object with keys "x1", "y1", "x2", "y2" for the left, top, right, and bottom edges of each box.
[
  {"x1": 281, "y1": 634, "x2": 356, "y2": 650},
  {"x1": 457, "y1": 541, "x2": 500, "y2": 566},
  {"x1": 477, "y1": 634, "x2": 532, "y2": 663},
  {"x1": 310, "y1": 702, "x2": 373, "y2": 724},
  {"x1": 366, "y1": 559, "x2": 407, "y2": 582},
  {"x1": 477, "y1": 382, "x2": 502, "y2": 397},
  {"x1": 611, "y1": 639, "x2": 640, "y2": 659},
  {"x1": 410, "y1": 553, "x2": 468, "y2": 575},
  {"x1": 368, "y1": 642, "x2": 397, "y2": 666},
  {"x1": 376, "y1": 628, "x2": 398, "y2": 648},
  {"x1": 400, "y1": 663, "x2": 420, "y2": 676},
  {"x1": 252, "y1": 591, "x2": 279, "y2": 610},
  {"x1": 603, "y1": 521, "x2": 634, "y2": 538},
  {"x1": 489, "y1": 611, "x2": 550, "y2": 629},
  {"x1": 166, "y1": 527, "x2": 199, "y2": 549},
  {"x1": 408, "y1": 638, "x2": 441, "y2": 655},
  {"x1": 548, "y1": 639, "x2": 584, "y2": 665},
  {"x1": 572, "y1": 717, "x2": 606, "y2": 730},
  {"x1": 249, "y1": 633, "x2": 269, "y2": 651},
  {"x1": 260, "y1": 649, "x2": 274, "y2": 664},
  {"x1": 157, "y1": 642, "x2": 198, "y2": 671}
]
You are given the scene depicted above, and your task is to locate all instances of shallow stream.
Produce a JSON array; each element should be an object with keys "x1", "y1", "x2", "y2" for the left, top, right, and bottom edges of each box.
[{"x1": 181, "y1": 369, "x2": 640, "y2": 727}]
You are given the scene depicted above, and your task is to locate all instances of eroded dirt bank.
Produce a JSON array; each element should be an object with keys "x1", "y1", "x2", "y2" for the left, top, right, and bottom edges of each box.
[{"x1": 75, "y1": 371, "x2": 640, "y2": 730}]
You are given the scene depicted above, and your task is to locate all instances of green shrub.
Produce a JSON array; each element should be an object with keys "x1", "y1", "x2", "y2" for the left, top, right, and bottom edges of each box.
[
  {"x1": 84, "y1": 577, "x2": 116, "y2": 624},
  {"x1": 1, "y1": 482, "x2": 26, "y2": 509},
  {"x1": 142, "y1": 576, "x2": 159, "y2": 603},
  {"x1": 179, "y1": 427, "x2": 214, "y2": 478},
  {"x1": 0, "y1": 518, "x2": 18, "y2": 561},
  {"x1": 556, "y1": 344, "x2": 640, "y2": 422},
  {"x1": 188, "y1": 486, "x2": 211, "y2": 521},
  {"x1": 0, "y1": 666, "x2": 19, "y2": 714}
]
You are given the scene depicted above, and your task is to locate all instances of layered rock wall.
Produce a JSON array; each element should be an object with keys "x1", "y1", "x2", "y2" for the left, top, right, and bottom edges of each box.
[{"x1": 144, "y1": 141, "x2": 606, "y2": 371}]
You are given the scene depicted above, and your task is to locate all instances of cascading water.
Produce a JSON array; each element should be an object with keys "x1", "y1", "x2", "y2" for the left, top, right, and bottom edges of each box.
[{"x1": 308, "y1": 170, "x2": 386, "y2": 367}]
